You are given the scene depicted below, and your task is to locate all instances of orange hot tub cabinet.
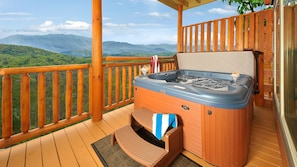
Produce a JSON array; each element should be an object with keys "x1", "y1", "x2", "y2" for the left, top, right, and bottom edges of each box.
[{"x1": 134, "y1": 86, "x2": 253, "y2": 167}]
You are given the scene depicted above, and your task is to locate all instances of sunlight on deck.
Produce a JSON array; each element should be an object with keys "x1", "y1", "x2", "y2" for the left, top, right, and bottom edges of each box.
[{"x1": 0, "y1": 104, "x2": 283, "y2": 167}]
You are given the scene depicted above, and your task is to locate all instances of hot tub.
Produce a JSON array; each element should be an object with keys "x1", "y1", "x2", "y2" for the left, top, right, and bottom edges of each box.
[
  {"x1": 134, "y1": 69, "x2": 254, "y2": 109},
  {"x1": 134, "y1": 69, "x2": 254, "y2": 167}
]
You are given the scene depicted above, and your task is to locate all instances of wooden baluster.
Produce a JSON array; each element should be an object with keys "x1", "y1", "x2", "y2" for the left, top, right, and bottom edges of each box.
[
  {"x1": 189, "y1": 26, "x2": 193, "y2": 53},
  {"x1": 89, "y1": 68, "x2": 93, "y2": 115},
  {"x1": 38, "y1": 73, "x2": 46, "y2": 128},
  {"x1": 236, "y1": 15, "x2": 244, "y2": 50},
  {"x1": 206, "y1": 22, "x2": 211, "y2": 51},
  {"x1": 200, "y1": 23, "x2": 205, "y2": 52},
  {"x1": 122, "y1": 67, "x2": 126, "y2": 101},
  {"x1": 220, "y1": 19, "x2": 226, "y2": 51},
  {"x1": 248, "y1": 13, "x2": 255, "y2": 49},
  {"x1": 228, "y1": 17, "x2": 235, "y2": 51},
  {"x1": 20, "y1": 73, "x2": 30, "y2": 133},
  {"x1": 2, "y1": 75, "x2": 12, "y2": 139},
  {"x1": 184, "y1": 27, "x2": 188, "y2": 52},
  {"x1": 66, "y1": 70, "x2": 73, "y2": 119},
  {"x1": 115, "y1": 67, "x2": 120, "y2": 104},
  {"x1": 77, "y1": 69, "x2": 84, "y2": 116},
  {"x1": 244, "y1": 15, "x2": 249, "y2": 49},
  {"x1": 195, "y1": 24, "x2": 198, "y2": 52},
  {"x1": 133, "y1": 66, "x2": 137, "y2": 78},
  {"x1": 128, "y1": 66, "x2": 132, "y2": 99},
  {"x1": 213, "y1": 20, "x2": 218, "y2": 52},
  {"x1": 108, "y1": 67, "x2": 113, "y2": 106},
  {"x1": 52, "y1": 71, "x2": 60, "y2": 124}
]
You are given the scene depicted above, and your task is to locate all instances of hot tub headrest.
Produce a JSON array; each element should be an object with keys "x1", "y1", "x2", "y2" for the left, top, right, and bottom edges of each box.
[{"x1": 177, "y1": 51, "x2": 255, "y2": 78}]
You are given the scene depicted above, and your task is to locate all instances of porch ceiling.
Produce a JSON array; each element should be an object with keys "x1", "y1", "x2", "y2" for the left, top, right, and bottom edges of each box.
[{"x1": 158, "y1": 0, "x2": 216, "y2": 10}]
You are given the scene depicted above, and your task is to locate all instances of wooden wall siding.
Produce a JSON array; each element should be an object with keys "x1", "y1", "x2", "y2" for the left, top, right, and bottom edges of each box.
[
  {"x1": 0, "y1": 64, "x2": 91, "y2": 148},
  {"x1": 182, "y1": 9, "x2": 274, "y2": 106},
  {"x1": 102, "y1": 56, "x2": 176, "y2": 111}
]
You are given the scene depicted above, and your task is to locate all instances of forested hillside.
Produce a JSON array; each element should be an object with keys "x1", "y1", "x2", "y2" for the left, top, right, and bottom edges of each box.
[
  {"x1": 0, "y1": 44, "x2": 91, "y2": 135},
  {"x1": 0, "y1": 34, "x2": 176, "y2": 57},
  {"x1": 0, "y1": 44, "x2": 91, "y2": 68}
]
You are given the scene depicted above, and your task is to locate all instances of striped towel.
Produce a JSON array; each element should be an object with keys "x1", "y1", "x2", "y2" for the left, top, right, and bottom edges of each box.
[{"x1": 152, "y1": 113, "x2": 178, "y2": 140}]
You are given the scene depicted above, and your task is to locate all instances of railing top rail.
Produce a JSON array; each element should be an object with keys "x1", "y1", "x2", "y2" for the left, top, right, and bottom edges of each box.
[
  {"x1": 0, "y1": 64, "x2": 90, "y2": 75},
  {"x1": 182, "y1": 10, "x2": 265, "y2": 28},
  {"x1": 104, "y1": 56, "x2": 175, "y2": 61}
]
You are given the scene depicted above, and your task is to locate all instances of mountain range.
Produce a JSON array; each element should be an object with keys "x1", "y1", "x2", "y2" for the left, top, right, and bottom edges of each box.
[{"x1": 0, "y1": 34, "x2": 177, "y2": 57}]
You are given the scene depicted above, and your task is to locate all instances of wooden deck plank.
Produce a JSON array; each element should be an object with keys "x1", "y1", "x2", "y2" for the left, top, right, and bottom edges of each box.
[
  {"x1": 83, "y1": 120, "x2": 106, "y2": 139},
  {"x1": 249, "y1": 147, "x2": 282, "y2": 166},
  {"x1": 53, "y1": 129, "x2": 79, "y2": 167},
  {"x1": 102, "y1": 113, "x2": 125, "y2": 130},
  {"x1": 64, "y1": 125, "x2": 98, "y2": 167},
  {"x1": 0, "y1": 104, "x2": 285, "y2": 167},
  {"x1": 74, "y1": 123, "x2": 104, "y2": 167},
  {"x1": 26, "y1": 137, "x2": 43, "y2": 167},
  {"x1": 93, "y1": 117, "x2": 114, "y2": 135},
  {"x1": 40, "y1": 134, "x2": 60, "y2": 167},
  {"x1": 0, "y1": 148, "x2": 10, "y2": 167},
  {"x1": 7, "y1": 142, "x2": 26, "y2": 167},
  {"x1": 249, "y1": 142, "x2": 281, "y2": 158},
  {"x1": 108, "y1": 109, "x2": 130, "y2": 124}
]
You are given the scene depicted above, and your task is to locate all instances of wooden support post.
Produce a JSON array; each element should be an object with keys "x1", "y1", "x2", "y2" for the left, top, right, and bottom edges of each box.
[
  {"x1": 255, "y1": 52, "x2": 264, "y2": 106},
  {"x1": 177, "y1": 4, "x2": 183, "y2": 53},
  {"x1": 91, "y1": 0, "x2": 103, "y2": 121}
]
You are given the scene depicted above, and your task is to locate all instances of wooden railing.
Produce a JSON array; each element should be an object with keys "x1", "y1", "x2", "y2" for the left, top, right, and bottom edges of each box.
[
  {"x1": 0, "y1": 56, "x2": 176, "y2": 148},
  {"x1": 0, "y1": 64, "x2": 91, "y2": 148},
  {"x1": 182, "y1": 9, "x2": 274, "y2": 106},
  {"x1": 103, "y1": 56, "x2": 177, "y2": 111}
]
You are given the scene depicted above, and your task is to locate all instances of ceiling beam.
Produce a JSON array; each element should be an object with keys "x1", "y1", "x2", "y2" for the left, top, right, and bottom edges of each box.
[{"x1": 173, "y1": 0, "x2": 189, "y2": 7}]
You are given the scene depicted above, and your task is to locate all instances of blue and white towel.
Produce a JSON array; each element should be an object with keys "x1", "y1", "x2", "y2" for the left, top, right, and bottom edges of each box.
[{"x1": 152, "y1": 113, "x2": 178, "y2": 140}]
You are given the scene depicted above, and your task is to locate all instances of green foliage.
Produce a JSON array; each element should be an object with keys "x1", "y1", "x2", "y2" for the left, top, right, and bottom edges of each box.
[
  {"x1": 222, "y1": 0, "x2": 264, "y2": 14},
  {"x1": 0, "y1": 44, "x2": 91, "y2": 136},
  {"x1": 0, "y1": 44, "x2": 91, "y2": 68}
]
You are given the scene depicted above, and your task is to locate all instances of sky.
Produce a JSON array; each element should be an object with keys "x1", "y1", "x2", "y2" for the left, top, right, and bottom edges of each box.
[{"x1": 0, "y1": 0, "x2": 265, "y2": 44}]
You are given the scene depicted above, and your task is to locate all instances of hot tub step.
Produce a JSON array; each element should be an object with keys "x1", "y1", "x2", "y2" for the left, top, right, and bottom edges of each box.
[
  {"x1": 112, "y1": 125, "x2": 167, "y2": 166},
  {"x1": 131, "y1": 108, "x2": 153, "y2": 132},
  {"x1": 111, "y1": 108, "x2": 183, "y2": 167}
]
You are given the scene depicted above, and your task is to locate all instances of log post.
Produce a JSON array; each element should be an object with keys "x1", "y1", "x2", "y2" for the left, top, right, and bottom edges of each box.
[
  {"x1": 91, "y1": 0, "x2": 103, "y2": 121},
  {"x1": 177, "y1": 4, "x2": 183, "y2": 53}
]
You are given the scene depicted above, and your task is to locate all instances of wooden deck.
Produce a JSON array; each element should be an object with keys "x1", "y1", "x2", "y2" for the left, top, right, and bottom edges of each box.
[{"x1": 0, "y1": 103, "x2": 284, "y2": 167}]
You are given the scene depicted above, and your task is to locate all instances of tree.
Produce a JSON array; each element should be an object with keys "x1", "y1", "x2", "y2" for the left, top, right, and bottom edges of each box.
[{"x1": 222, "y1": 0, "x2": 264, "y2": 14}]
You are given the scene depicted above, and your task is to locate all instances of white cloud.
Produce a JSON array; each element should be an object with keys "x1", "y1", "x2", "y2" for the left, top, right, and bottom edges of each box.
[
  {"x1": 103, "y1": 17, "x2": 111, "y2": 21},
  {"x1": 0, "y1": 12, "x2": 31, "y2": 16},
  {"x1": 194, "y1": 11, "x2": 204, "y2": 16},
  {"x1": 148, "y1": 12, "x2": 171, "y2": 18},
  {"x1": 59, "y1": 21, "x2": 90, "y2": 30},
  {"x1": 208, "y1": 5, "x2": 237, "y2": 15},
  {"x1": 35, "y1": 20, "x2": 91, "y2": 32}
]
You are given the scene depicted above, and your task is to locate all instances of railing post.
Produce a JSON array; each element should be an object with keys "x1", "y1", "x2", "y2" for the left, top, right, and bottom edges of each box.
[
  {"x1": 20, "y1": 73, "x2": 30, "y2": 133},
  {"x1": 177, "y1": 4, "x2": 183, "y2": 53},
  {"x1": 52, "y1": 71, "x2": 60, "y2": 124},
  {"x1": 1, "y1": 75, "x2": 12, "y2": 139},
  {"x1": 38, "y1": 72, "x2": 46, "y2": 128},
  {"x1": 92, "y1": 0, "x2": 103, "y2": 121}
]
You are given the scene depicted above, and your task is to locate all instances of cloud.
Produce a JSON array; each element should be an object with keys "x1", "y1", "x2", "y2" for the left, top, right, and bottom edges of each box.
[
  {"x1": 148, "y1": 12, "x2": 171, "y2": 18},
  {"x1": 35, "y1": 20, "x2": 91, "y2": 32},
  {"x1": 0, "y1": 12, "x2": 35, "y2": 21},
  {"x1": 208, "y1": 5, "x2": 237, "y2": 15},
  {"x1": 60, "y1": 21, "x2": 90, "y2": 30},
  {"x1": 103, "y1": 17, "x2": 111, "y2": 21},
  {"x1": 0, "y1": 12, "x2": 31, "y2": 16},
  {"x1": 194, "y1": 11, "x2": 204, "y2": 16}
]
